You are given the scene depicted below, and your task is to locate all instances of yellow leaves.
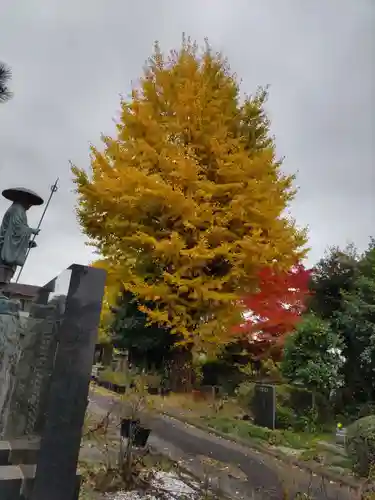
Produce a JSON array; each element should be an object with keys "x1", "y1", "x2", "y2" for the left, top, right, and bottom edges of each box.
[
  {"x1": 73, "y1": 36, "x2": 308, "y2": 353},
  {"x1": 91, "y1": 259, "x2": 121, "y2": 344}
]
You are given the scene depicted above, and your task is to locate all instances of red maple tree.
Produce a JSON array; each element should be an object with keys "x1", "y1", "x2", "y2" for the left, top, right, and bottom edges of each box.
[{"x1": 234, "y1": 264, "x2": 312, "y2": 359}]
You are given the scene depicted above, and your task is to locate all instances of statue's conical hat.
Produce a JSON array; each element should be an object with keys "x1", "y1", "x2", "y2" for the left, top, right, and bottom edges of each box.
[{"x1": 2, "y1": 187, "x2": 44, "y2": 206}]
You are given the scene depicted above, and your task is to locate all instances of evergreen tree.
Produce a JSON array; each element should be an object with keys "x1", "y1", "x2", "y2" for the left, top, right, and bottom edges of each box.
[
  {"x1": 359, "y1": 237, "x2": 375, "y2": 279},
  {"x1": 333, "y1": 263, "x2": 375, "y2": 404},
  {"x1": 111, "y1": 291, "x2": 175, "y2": 369},
  {"x1": 299, "y1": 239, "x2": 375, "y2": 410},
  {"x1": 0, "y1": 62, "x2": 12, "y2": 103},
  {"x1": 308, "y1": 244, "x2": 359, "y2": 319},
  {"x1": 281, "y1": 313, "x2": 345, "y2": 398}
]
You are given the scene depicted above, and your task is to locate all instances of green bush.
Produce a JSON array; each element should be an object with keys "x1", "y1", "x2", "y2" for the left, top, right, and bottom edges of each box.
[
  {"x1": 281, "y1": 429, "x2": 309, "y2": 449},
  {"x1": 288, "y1": 385, "x2": 313, "y2": 413},
  {"x1": 244, "y1": 422, "x2": 272, "y2": 441},
  {"x1": 248, "y1": 383, "x2": 312, "y2": 430},
  {"x1": 276, "y1": 404, "x2": 295, "y2": 430},
  {"x1": 203, "y1": 416, "x2": 286, "y2": 446},
  {"x1": 276, "y1": 383, "x2": 293, "y2": 405},
  {"x1": 268, "y1": 430, "x2": 284, "y2": 446},
  {"x1": 98, "y1": 368, "x2": 129, "y2": 387},
  {"x1": 276, "y1": 384, "x2": 331, "y2": 431},
  {"x1": 358, "y1": 402, "x2": 375, "y2": 419},
  {"x1": 346, "y1": 415, "x2": 375, "y2": 476},
  {"x1": 235, "y1": 381, "x2": 332, "y2": 432},
  {"x1": 234, "y1": 420, "x2": 284, "y2": 446},
  {"x1": 235, "y1": 381, "x2": 255, "y2": 409}
]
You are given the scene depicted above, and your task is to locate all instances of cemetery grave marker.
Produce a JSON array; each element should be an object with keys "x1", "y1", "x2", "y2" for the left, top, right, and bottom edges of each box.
[{"x1": 252, "y1": 383, "x2": 276, "y2": 430}]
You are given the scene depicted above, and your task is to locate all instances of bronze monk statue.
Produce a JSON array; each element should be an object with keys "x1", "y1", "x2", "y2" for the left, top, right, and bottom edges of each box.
[{"x1": 0, "y1": 188, "x2": 44, "y2": 286}]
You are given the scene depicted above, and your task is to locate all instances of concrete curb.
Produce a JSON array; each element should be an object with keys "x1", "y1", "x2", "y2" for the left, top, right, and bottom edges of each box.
[{"x1": 90, "y1": 382, "x2": 369, "y2": 494}]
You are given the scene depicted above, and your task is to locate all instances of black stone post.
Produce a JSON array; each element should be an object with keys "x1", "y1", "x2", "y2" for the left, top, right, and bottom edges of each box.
[
  {"x1": 30, "y1": 264, "x2": 106, "y2": 500},
  {"x1": 252, "y1": 384, "x2": 276, "y2": 430}
]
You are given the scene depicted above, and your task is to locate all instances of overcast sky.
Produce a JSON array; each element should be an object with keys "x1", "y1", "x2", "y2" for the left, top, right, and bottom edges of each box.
[{"x1": 0, "y1": 0, "x2": 374, "y2": 286}]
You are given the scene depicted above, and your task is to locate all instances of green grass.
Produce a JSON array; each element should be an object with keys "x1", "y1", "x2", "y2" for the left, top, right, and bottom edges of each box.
[{"x1": 201, "y1": 415, "x2": 331, "y2": 451}]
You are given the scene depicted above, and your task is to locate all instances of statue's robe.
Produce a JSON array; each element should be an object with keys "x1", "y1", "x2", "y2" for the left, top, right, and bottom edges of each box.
[{"x1": 0, "y1": 203, "x2": 33, "y2": 268}]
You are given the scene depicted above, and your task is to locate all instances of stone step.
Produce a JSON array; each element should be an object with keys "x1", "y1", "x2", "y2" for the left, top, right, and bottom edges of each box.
[
  {"x1": 0, "y1": 464, "x2": 36, "y2": 500},
  {"x1": 0, "y1": 465, "x2": 81, "y2": 500},
  {"x1": 0, "y1": 439, "x2": 40, "y2": 466}
]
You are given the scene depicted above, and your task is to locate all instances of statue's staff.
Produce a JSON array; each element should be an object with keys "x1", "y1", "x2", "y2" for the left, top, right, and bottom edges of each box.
[{"x1": 15, "y1": 178, "x2": 59, "y2": 283}]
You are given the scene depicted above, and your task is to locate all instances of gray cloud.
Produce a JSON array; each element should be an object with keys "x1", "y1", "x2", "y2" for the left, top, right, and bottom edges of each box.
[{"x1": 0, "y1": 0, "x2": 373, "y2": 285}]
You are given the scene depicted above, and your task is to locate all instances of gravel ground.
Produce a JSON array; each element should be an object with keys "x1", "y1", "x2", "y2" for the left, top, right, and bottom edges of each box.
[{"x1": 102, "y1": 471, "x2": 201, "y2": 499}]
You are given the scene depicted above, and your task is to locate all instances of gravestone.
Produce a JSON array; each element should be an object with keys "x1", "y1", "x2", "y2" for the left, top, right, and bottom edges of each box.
[
  {"x1": 0, "y1": 264, "x2": 106, "y2": 500},
  {"x1": 252, "y1": 383, "x2": 276, "y2": 430}
]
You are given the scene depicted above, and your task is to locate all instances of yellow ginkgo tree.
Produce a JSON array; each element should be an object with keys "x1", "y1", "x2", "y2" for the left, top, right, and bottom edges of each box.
[
  {"x1": 92, "y1": 259, "x2": 122, "y2": 344},
  {"x1": 73, "y1": 37, "x2": 307, "y2": 352}
]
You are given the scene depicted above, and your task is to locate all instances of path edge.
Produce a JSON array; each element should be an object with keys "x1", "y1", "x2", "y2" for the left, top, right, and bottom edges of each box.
[
  {"x1": 90, "y1": 383, "x2": 370, "y2": 494},
  {"x1": 160, "y1": 411, "x2": 367, "y2": 493}
]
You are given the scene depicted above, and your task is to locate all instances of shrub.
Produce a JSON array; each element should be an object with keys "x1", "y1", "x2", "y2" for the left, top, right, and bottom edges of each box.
[
  {"x1": 145, "y1": 373, "x2": 162, "y2": 389},
  {"x1": 268, "y1": 430, "x2": 284, "y2": 446},
  {"x1": 236, "y1": 381, "x2": 332, "y2": 432},
  {"x1": 281, "y1": 429, "x2": 309, "y2": 449},
  {"x1": 204, "y1": 416, "x2": 286, "y2": 446},
  {"x1": 202, "y1": 359, "x2": 243, "y2": 394},
  {"x1": 276, "y1": 384, "x2": 332, "y2": 431},
  {"x1": 358, "y1": 402, "x2": 375, "y2": 419},
  {"x1": 276, "y1": 405, "x2": 295, "y2": 430},
  {"x1": 237, "y1": 421, "x2": 284, "y2": 446},
  {"x1": 202, "y1": 416, "x2": 233, "y2": 434},
  {"x1": 235, "y1": 381, "x2": 255, "y2": 409},
  {"x1": 244, "y1": 422, "x2": 272, "y2": 441},
  {"x1": 276, "y1": 383, "x2": 293, "y2": 405},
  {"x1": 346, "y1": 415, "x2": 375, "y2": 476},
  {"x1": 288, "y1": 385, "x2": 313, "y2": 413},
  {"x1": 98, "y1": 368, "x2": 129, "y2": 387}
]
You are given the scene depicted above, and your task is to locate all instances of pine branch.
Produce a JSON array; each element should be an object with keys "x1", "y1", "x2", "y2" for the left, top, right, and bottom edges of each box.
[{"x1": 0, "y1": 62, "x2": 13, "y2": 103}]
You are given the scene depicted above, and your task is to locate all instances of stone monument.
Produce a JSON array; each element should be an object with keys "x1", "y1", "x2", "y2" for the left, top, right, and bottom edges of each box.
[
  {"x1": 0, "y1": 265, "x2": 106, "y2": 500},
  {"x1": 0, "y1": 189, "x2": 107, "y2": 499},
  {"x1": 0, "y1": 188, "x2": 44, "y2": 449},
  {"x1": 252, "y1": 383, "x2": 276, "y2": 430},
  {"x1": 0, "y1": 187, "x2": 43, "y2": 290}
]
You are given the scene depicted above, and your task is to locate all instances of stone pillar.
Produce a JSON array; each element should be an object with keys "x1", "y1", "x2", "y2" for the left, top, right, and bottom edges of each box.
[
  {"x1": 30, "y1": 264, "x2": 106, "y2": 500},
  {"x1": 3, "y1": 304, "x2": 57, "y2": 438},
  {"x1": 0, "y1": 296, "x2": 24, "y2": 438}
]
